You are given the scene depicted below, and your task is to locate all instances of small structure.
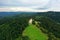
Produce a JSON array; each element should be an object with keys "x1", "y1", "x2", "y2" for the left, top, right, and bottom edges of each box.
[{"x1": 29, "y1": 18, "x2": 33, "y2": 24}]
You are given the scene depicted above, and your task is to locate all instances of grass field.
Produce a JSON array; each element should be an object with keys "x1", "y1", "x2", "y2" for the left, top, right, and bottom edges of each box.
[{"x1": 22, "y1": 24, "x2": 48, "y2": 40}]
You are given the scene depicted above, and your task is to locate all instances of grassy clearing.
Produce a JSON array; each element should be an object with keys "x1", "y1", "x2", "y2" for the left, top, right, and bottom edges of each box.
[{"x1": 22, "y1": 24, "x2": 48, "y2": 40}]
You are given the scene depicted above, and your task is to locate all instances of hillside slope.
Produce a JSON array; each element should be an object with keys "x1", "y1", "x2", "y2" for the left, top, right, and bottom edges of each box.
[
  {"x1": 33, "y1": 16, "x2": 60, "y2": 40},
  {"x1": 22, "y1": 24, "x2": 48, "y2": 40}
]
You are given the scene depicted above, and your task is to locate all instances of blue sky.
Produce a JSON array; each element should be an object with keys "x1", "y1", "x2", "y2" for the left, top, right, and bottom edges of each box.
[{"x1": 0, "y1": 0, "x2": 60, "y2": 11}]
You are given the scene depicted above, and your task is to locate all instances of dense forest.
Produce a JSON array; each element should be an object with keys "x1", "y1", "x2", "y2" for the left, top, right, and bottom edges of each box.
[
  {"x1": 0, "y1": 13, "x2": 32, "y2": 40},
  {"x1": 0, "y1": 11, "x2": 60, "y2": 40}
]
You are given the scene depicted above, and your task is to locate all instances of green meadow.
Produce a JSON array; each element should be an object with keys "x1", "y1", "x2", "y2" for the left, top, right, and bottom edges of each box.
[{"x1": 23, "y1": 24, "x2": 48, "y2": 40}]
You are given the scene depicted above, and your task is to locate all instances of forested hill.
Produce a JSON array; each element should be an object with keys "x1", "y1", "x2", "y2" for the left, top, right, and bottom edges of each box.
[
  {"x1": 36, "y1": 11, "x2": 60, "y2": 23},
  {"x1": 0, "y1": 14, "x2": 32, "y2": 40},
  {"x1": 33, "y1": 16, "x2": 60, "y2": 40},
  {"x1": 0, "y1": 11, "x2": 60, "y2": 40}
]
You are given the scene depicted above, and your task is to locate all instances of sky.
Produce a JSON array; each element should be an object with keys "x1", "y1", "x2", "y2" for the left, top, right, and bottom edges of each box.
[{"x1": 0, "y1": 0, "x2": 60, "y2": 12}]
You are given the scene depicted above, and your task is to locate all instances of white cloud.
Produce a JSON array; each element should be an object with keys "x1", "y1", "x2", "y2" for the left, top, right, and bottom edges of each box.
[
  {"x1": 0, "y1": 0, "x2": 60, "y2": 12},
  {"x1": 49, "y1": 0, "x2": 60, "y2": 11},
  {"x1": 0, "y1": 0, "x2": 50, "y2": 8},
  {"x1": 19, "y1": 0, "x2": 49, "y2": 4},
  {"x1": 0, "y1": 7, "x2": 49, "y2": 12},
  {"x1": 20, "y1": 0, "x2": 50, "y2": 8}
]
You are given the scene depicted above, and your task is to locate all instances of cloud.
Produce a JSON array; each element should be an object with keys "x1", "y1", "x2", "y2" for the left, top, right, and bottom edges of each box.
[
  {"x1": 0, "y1": 0, "x2": 60, "y2": 11},
  {"x1": 0, "y1": 0, "x2": 50, "y2": 8},
  {"x1": 49, "y1": 0, "x2": 60, "y2": 11},
  {"x1": 0, "y1": 7, "x2": 49, "y2": 12}
]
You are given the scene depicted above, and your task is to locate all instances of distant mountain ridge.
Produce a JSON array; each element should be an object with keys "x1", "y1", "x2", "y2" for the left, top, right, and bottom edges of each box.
[{"x1": 0, "y1": 12, "x2": 37, "y2": 17}]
